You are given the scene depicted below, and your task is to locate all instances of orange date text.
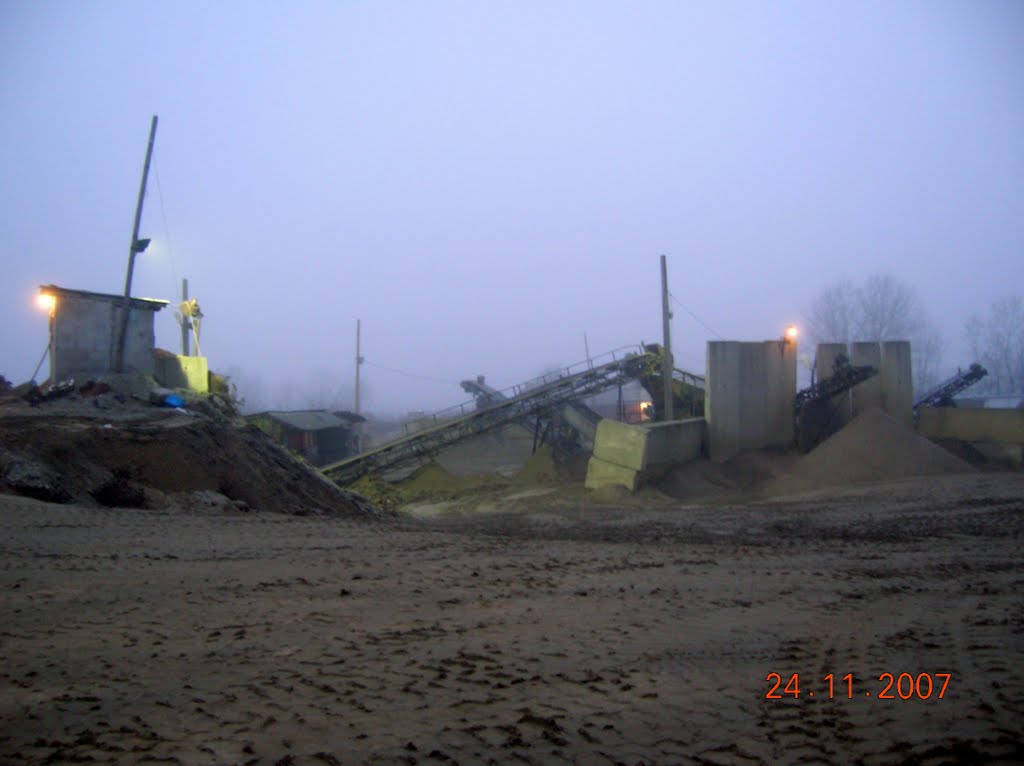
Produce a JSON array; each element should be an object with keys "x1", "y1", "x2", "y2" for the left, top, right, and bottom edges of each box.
[{"x1": 764, "y1": 672, "x2": 951, "y2": 700}]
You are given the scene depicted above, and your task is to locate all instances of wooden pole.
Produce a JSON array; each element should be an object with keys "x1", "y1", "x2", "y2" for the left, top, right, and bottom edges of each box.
[
  {"x1": 355, "y1": 319, "x2": 362, "y2": 417},
  {"x1": 115, "y1": 115, "x2": 158, "y2": 373},
  {"x1": 660, "y1": 254, "x2": 674, "y2": 421},
  {"x1": 354, "y1": 319, "x2": 364, "y2": 452},
  {"x1": 180, "y1": 278, "x2": 189, "y2": 356}
]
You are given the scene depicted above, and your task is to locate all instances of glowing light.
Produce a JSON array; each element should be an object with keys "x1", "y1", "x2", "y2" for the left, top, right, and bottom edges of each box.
[
  {"x1": 639, "y1": 400, "x2": 654, "y2": 421},
  {"x1": 785, "y1": 325, "x2": 798, "y2": 341},
  {"x1": 36, "y1": 292, "x2": 56, "y2": 313}
]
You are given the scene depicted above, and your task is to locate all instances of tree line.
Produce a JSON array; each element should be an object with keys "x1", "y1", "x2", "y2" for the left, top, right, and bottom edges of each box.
[{"x1": 807, "y1": 274, "x2": 1022, "y2": 397}]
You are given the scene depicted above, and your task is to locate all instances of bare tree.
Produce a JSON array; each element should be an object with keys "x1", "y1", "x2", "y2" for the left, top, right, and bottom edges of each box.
[
  {"x1": 807, "y1": 277, "x2": 857, "y2": 345},
  {"x1": 966, "y1": 296, "x2": 1024, "y2": 394},
  {"x1": 854, "y1": 274, "x2": 926, "y2": 341},
  {"x1": 806, "y1": 273, "x2": 942, "y2": 393},
  {"x1": 912, "y1": 329, "x2": 944, "y2": 397}
]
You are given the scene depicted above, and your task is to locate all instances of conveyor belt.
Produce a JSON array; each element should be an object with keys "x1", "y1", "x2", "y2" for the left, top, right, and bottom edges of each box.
[{"x1": 321, "y1": 348, "x2": 653, "y2": 485}]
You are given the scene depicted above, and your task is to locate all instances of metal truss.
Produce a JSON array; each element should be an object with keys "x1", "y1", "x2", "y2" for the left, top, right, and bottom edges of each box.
[{"x1": 321, "y1": 348, "x2": 653, "y2": 486}]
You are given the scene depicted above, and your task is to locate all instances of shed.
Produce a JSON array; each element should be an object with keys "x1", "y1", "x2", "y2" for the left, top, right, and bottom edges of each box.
[
  {"x1": 248, "y1": 410, "x2": 365, "y2": 466},
  {"x1": 39, "y1": 284, "x2": 168, "y2": 382}
]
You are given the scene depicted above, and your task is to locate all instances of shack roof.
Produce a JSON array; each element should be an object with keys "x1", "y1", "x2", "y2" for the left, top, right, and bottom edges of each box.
[
  {"x1": 40, "y1": 284, "x2": 168, "y2": 311},
  {"x1": 254, "y1": 410, "x2": 365, "y2": 432}
]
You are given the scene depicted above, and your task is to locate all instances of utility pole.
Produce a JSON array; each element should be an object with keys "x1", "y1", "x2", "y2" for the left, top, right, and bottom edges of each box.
[
  {"x1": 115, "y1": 115, "x2": 158, "y2": 373},
  {"x1": 584, "y1": 332, "x2": 592, "y2": 367},
  {"x1": 354, "y1": 319, "x2": 364, "y2": 452},
  {"x1": 660, "y1": 254, "x2": 674, "y2": 421},
  {"x1": 180, "y1": 278, "x2": 190, "y2": 356}
]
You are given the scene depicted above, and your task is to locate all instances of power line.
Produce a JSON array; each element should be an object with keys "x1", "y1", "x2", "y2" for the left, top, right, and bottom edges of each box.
[
  {"x1": 669, "y1": 291, "x2": 723, "y2": 339},
  {"x1": 363, "y1": 361, "x2": 462, "y2": 386},
  {"x1": 152, "y1": 157, "x2": 178, "y2": 292}
]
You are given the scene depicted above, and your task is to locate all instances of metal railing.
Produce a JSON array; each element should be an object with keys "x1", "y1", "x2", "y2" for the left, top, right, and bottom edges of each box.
[
  {"x1": 397, "y1": 345, "x2": 645, "y2": 436},
  {"x1": 321, "y1": 346, "x2": 651, "y2": 485}
]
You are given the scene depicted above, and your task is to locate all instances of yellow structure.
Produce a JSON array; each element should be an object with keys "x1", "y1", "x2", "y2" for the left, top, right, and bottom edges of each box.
[
  {"x1": 154, "y1": 353, "x2": 210, "y2": 393},
  {"x1": 585, "y1": 418, "x2": 704, "y2": 492},
  {"x1": 917, "y1": 408, "x2": 1024, "y2": 445}
]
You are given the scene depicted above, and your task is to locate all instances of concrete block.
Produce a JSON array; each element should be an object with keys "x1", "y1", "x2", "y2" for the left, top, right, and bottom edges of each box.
[
  {"x1": 705, "y1": 341, "x2": 740, "y2": 462},
  {"x1": 880, "y1": 341, "x2": 913, "y2": 426},
  {"x1": 584, "y1": 455, "x2": 641, "y2": 492},
  {"x1": 706, "y1": 340, "x2": 797, "y2": 462},
  {"x1": 587, "y1": 417, "x2": 705, "y2": 491},
  {"x1": 917, "y1": 407, "x2": 1024, "y2": 444},
  {"x1": 592, "y1": 418, "x2": 650, "y2": 471},
  {"x1": 154, "y1": 354, "x2": 210, "y2": 393},
  {"x1": 850, "y1": 342, "x2": 883, "y2": 418}
]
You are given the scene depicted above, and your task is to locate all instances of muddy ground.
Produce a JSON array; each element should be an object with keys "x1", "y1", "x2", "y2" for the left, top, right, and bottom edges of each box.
[{"x1": 1, "y1": 471, "x2": 1022, "y2": 765}]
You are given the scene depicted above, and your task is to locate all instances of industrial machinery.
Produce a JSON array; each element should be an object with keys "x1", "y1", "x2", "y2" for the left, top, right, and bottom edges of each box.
[
  {"x1": 793, "y1": 352, "x2": 878, "y2": 452},
  {"x1": 913, "y1": 363, "x2": 988, "y2": 411},
  {"x1": 321, "y1": 342, "x2": 711, "y2": 485},
  {"x1": 636, "y1": 343, "x2": 706, "y2": 420},
  {"x1": 460, "y1": 375, "x2": 602, "y2": 456},
  {"x1": 322, "y1": 348, "x2": 654, "y2": 485}
]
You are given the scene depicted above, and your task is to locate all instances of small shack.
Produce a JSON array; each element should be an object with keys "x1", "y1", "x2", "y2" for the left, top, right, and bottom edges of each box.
[
  {"x1": 248, "y1": 410, "x2": 364, "y2": 466},
  {"x1": 39, "y1": 284, "x2": 168, "y2": 382}
]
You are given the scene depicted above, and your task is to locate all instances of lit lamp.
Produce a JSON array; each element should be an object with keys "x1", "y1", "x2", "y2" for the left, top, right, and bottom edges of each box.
[
  {"x1": 36, "y1": 291, "x2": 56, "y2": 314},
  {"x1": 784, "y1": 325, "x2": 798, "y2": 344}
]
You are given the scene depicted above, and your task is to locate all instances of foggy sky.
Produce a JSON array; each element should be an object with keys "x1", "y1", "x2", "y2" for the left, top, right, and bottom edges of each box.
[{"x1": 3, "y1": 1, "x2": 1022, "y2": 414}]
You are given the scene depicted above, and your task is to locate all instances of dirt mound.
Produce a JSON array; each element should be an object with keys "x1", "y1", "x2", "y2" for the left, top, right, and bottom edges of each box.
[
  {"x1": 0, "y1": 407, "x2": 379, "y2": 517},
  {"x1": 517, "y1": 445, "x2": 558, "y2": 482},
  {"x1": 657, "y1": 448, "x2": 798, "y2": 502},
  {"x1": 761, "y1": 407, "x2": 974, "y2": 498}
]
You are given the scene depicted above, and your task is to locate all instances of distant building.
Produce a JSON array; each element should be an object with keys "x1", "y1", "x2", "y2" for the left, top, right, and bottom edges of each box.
[
  {"x1": 247, "y1": 410, "x2": 365, "y2": 466},
  {"x1": 39, "y1": 284, "x2": 168, "y2": 383}
]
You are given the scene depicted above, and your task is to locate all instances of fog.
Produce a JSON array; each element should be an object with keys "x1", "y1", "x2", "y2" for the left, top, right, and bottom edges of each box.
[{"x1": 3, "y1": 1, "x2": 1022, "y2": 415}]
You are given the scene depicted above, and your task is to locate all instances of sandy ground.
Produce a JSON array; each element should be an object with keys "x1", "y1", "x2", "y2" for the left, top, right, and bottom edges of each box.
[{"x1": 2, "y1": 472, "x2": 1023, "y2": 765}]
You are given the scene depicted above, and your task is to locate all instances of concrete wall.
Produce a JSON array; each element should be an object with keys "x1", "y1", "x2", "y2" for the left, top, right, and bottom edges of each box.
[
  {"x1": 705, "y1": 340, "x2": 797, "y2": 462},
  {"x1": 850, "y1": 341, "x2": 883, "y2": 418},
  {"x1": 917, "y1": 407, "x2": 1024, "y2": 444},
  {"x1": 879, "y1": 341, "x2": 913, "y2": 426},
  {"x1": 585, "y1": 417, "x2": 704, "y2": 492},
  {"x1": 154, "y1": 354, "x2": 210, "y2": 392},
  {"x1": 644, "y1": 419, "x2": 704, "y2": 467},
  {"x1": 51, "y1": 294, "x2": 160, "y2": 381},
  {"x1": 815, "y1": 342, "x2": 852, "y2": 429}
]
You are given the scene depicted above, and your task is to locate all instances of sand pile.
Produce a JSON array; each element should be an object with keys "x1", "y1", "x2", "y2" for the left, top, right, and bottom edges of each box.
[
  {"x1": 516, "y1": 445, "x2": 558, "y2": 482},
  {"x1": 761, "y1": 407, "x2": 974, "y2": 497},
  {"x1": 401, "y1": 461, "x2": 465, "y2": 493},
  {"x1": 354, "y1": 461, "x2": 502, "y2": 512}
]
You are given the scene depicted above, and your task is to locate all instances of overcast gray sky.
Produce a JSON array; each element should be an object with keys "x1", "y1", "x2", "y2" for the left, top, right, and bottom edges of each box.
[{"x1": 3, "y1": 1, "x2": 1022, "y2": 413}]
